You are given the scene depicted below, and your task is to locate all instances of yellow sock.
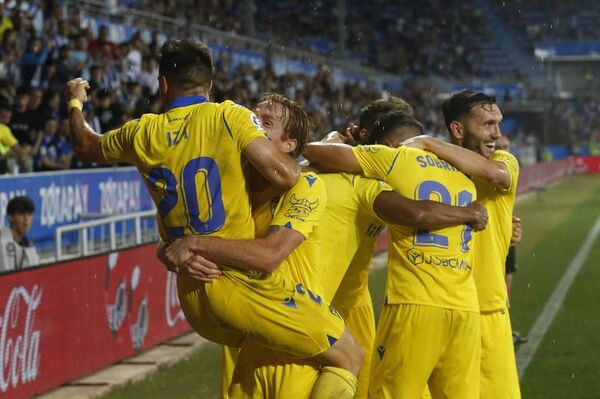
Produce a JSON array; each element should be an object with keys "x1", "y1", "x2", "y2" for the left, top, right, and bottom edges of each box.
[{"x1": 310, "y1": 366, "x2": 358, "y2": 399}]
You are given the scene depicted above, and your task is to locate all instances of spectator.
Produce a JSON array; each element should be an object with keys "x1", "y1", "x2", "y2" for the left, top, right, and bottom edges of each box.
[
  {"x1": 20, "y1": 36, "x2": 47, "y2": 87},
  {"x1": 0, "y1": 196, "x2": 39, "y2": 272},
  {"x1": 9, "y1": 86, "x2": 35, "y2": 172},
  {"x1": 0, "y1": 94, "x2": 23, "y2": 174},
  {"x1": 33, "y1": 116, "x2": 60, "y2": 171},
  {"x1": 0, "y1": 1, "x2": 13, "y2": 42}
]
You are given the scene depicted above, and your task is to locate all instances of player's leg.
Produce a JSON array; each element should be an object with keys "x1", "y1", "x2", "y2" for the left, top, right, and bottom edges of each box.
[
  {"x1": 311, "y1": 326, "x2": 364, "y2": 399},
  {"x1": 480, "y1": 309, "x2": 521, "y2": 399},
  {"x1": 335, "y1": 294, "x2": 376, "y2": 399},
  {"x1": 176, "y1": 274, "x2": 244, "y2": 346},
  {"x1": 229, "y1": 345, "x2": 319, "y2": 399},
  {"x1": 203, "y1": 271, "x2": 362, "y2": 398},
  {"x1": 427, "y1": 309, "x2": 481, "y2": 399},
  {"x1": 369, "y1": 304, "x2": 444, "y2": 399},
  {"x1": 221, "y1": 346, "x2": 239, "y2": 399}
]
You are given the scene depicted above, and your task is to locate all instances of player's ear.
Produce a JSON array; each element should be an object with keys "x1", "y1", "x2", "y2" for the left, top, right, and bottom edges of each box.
[
  {"x1": 449, "y1": 120, "x2": 463, "y2": 141},
  {"x1": 358, "y1": 128, "x2": 369, "y2": 143},
  {"x1": 158, "y1": 75, "x2": 168, "y2": 96},
  {"x1": 286, "y1": 138, "x2": 297, "y2": 155},
  {"x1": 383, "y1": 138, "x2": 399, "y2": 148}
]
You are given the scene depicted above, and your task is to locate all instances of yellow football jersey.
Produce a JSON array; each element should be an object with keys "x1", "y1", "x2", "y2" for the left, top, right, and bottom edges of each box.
[
  {"x1": 318, "y1": 173, "x2": 389, "y2": 302},
  {"x1": 253, "y1": 171, "x2": 328, "y2": 292},
  {"x1": 101, "y1": 97, "x2": 265, "y2": 246},
  {"x1": 353, "y1": 145, "x2": 479, "y2": 312},
  {"x1": 472, "y1": 150, "x2": 519, "y2": 311}
]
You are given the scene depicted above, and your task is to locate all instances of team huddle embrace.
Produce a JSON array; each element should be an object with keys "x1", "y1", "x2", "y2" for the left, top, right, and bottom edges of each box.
[{"x1": 66, "y1": 38, "x2": 521, "y2": 399}]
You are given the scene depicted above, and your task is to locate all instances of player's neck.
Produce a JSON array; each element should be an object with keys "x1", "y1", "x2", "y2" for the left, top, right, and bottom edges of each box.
[{"x1": 169, "y1": 88, "x2": 210, "y2": 103}]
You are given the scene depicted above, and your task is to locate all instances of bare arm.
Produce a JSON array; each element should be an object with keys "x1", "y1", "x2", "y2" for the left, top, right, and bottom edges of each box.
[
  {"x1": 243, "y1": 137, "x2": 300, "y2": 189},
  {"x1": 405, "y1": 136, "x2": 511, "y2": 189},
  {"x1": 511, "y1": 216, "x2": 522, "y2": 245},
  {"x1": 164, "y1": 226, "x2": 305, "y2": 274},
  {"x1": 373, "y1": 191, "x2": 488, "y2": 231},
  {"x1": 66, "y1": 78, "x2": 106, "y2": 163},
  {"x1": 302, "y1": 142, "x2": 362, "y2": 173},
  {"x1": 157, "y1": 240, "x2": 223, "y2": 282}
]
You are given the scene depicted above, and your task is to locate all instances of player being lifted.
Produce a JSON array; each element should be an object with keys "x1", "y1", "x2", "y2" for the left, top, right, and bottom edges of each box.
[{"x1": 66, "y1": 39, "x2": 364, "y2": 399}]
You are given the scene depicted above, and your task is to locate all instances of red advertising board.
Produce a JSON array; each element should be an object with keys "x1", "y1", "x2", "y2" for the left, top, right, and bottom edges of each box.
[
  {"x1": 568, "y1": 156, "x2": 600, "y2": 174},
  {"x1": 0, "y1": 245, "x2": 191, "y2": 399},
  {"x1": 516, "y1": 159, "x2": 570, "y2": 195}
]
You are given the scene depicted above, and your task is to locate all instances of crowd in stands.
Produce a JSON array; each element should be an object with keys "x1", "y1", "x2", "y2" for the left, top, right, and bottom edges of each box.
[
  {"x1": 121, "y1": 0, "x2": 491, "y2": 78},
  {"x1": 493, "y1": 0, "x2": 600, "y2": 43},
  {"x1": 0, "y1": 0, "x2": 598, "y2": 175}
]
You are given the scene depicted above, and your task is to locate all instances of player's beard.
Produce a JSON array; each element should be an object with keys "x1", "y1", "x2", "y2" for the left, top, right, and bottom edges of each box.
[{"x1": 463, "y1": 130, "x2": 494, "y2": 159}]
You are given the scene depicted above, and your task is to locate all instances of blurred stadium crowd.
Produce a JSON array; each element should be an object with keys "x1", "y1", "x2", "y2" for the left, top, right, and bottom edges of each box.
[{"x1": 0, "y1": 0, "x2": 599, "y2": 175}]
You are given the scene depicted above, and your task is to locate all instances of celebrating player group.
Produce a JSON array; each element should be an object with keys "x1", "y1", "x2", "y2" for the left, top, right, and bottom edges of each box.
[{"x1": 66, "y1": 38, "x2": 521, "y2": 398}]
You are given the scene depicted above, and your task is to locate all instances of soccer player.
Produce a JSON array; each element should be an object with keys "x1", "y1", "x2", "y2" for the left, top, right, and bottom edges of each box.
[
  {"x1": 303, "y1": 111, "x2": 484, "y2": 399},
  {"x1": 322, "y1": 95, "x2": 414, "y2": 145},
  {"x1": 402, "y1": 90, "x2": 521, "y2": 398},
  {"x1": 318, "y1": 110, "x2": 488, "y2": 399},
  {"x1": 66, "y1": 39, "x2": 363, "y2": 399},
  {"x1": 166, "y1": 103, "x2": 487, "y2": 399}
]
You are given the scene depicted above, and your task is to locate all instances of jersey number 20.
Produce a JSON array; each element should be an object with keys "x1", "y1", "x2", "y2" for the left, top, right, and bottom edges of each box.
[{"x1": 148, "y1": 157, "x2": 226, "y2": 237}]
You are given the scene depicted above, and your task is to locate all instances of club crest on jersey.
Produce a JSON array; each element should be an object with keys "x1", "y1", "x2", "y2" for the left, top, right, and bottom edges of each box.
[
  {"x1": 250, "y1": 113, "x2": 265, "y2": 132},
  {"x1": 284, "y1": 194, "x2": 319, "y2": 221},
  {"x1": 359, "y1": 145, "x2": 380, "y2": 153}
]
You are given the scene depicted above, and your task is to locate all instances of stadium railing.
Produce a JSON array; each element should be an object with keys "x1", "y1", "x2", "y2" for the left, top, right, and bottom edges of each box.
[{"x1": 54, "y1": 209, "x2": 158, "y2": 262}]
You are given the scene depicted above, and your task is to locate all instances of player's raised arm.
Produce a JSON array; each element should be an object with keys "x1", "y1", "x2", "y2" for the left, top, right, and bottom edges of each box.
[
  {"x1": 243, "y1": 136, "x2": 300, "y2": 189},
  {"x1": 404, "y1": 135, "x2": 511, "y2": 189},
  {"x1": 373, "y1": 191, "x2": 488, "y2": 231},
  {"x1": 66, "y1": 78, "x2": 107, "y2": 163},
  {"x1": 303, "y1": 142, "x2": 362, "y2": 172}
]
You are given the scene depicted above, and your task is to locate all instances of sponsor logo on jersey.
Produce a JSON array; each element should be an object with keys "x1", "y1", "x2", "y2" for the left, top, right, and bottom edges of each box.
[{"x1": 407, "y1": 248, "x2": 471, "y2": 270}]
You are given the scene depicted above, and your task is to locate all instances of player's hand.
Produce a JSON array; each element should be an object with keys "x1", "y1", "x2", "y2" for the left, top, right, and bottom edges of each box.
[
  {"x1": 178, "y1": 254, "x2": 223, "y2": 282},
  {"x1": 468, "y1": 201, "x2": 488, "y2": 231},
  {"x1": 321, "y1": 125, "x2": 359, "y2": 145},
  {"x1": 156, "y1": 240, "x2": 177, "y2": 273},
  {"x1": 66, "y1": 77, "x2": 90, "y2": 103},
  {"x1": 511, "y1": 216, "x2": 522, "y2": 244},
  {"x1": 162, "y1": 236, "x2": 223, "y2": 281},
  {"x1": 321, "y1": 131, "x2": 347, "y2": 144},
  {"x1": 399, "y1": 135, "x2": 428, "y2": 150}
]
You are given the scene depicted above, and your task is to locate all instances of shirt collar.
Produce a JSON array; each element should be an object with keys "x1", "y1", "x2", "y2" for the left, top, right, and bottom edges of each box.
[{"x1": 168, "y1": 95, "x2": 208, "y2": 110}]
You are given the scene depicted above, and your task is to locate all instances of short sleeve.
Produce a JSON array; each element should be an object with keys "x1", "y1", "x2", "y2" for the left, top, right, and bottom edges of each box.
[
  {"x1": 101, "y1": 119, "x2": 140, "y2": 164},
  {"x1": 222, "y1": 103, "x2": 266, "y2": 152},
  {"x1": 492, "y1": 150, "x2": 520, "y2": 193},
  {"x1": 354, "y1": 176, "x2": 392, "y2": 219},
  {"x1": 352, "y1": 145, "x2": 401, "y2": 181},
  {"x1": 271, "y1": 173, "x2": 327, "y2": 239}
]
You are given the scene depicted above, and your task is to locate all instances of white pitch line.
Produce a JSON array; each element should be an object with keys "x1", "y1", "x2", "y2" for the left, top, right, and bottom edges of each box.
[
  {"x1": 516, "y1": 213, "x2": 600, "y2": 378},
  {"x1": 371, "y1": 251, "x2": 388, "y2": 271}
]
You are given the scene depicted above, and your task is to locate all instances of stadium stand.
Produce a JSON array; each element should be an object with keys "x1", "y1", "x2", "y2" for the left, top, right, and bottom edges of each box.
[{"x1": 0, "y1": 0, "x2": 597, "y2": 166}]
